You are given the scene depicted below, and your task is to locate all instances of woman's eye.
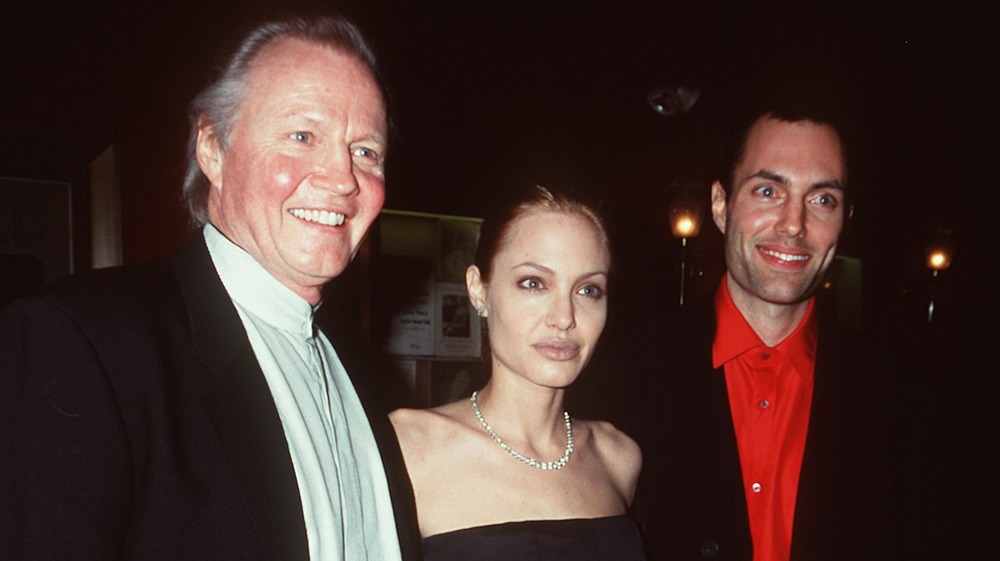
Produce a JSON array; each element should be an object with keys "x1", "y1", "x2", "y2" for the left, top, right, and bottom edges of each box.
[
  {"x1": 578, "y1": 285, "x2": 605, "y2": 299},
  {"x1": 518, "y1": 277, "x2": 543, "y2": 290},
  {"x1": 290, "y1": 131, "x2": 311, "y2": 143}
]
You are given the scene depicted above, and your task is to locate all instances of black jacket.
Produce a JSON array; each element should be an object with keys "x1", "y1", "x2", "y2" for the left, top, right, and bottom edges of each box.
[{"x1": 1, "y1": 235, "x2": 421, "y2": 561}]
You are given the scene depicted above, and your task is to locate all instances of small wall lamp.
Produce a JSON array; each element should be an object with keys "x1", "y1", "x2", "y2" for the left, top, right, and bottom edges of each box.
[
  {"x1": 669, "y1": 198, "x2": 704, "y2": 305},
  {"x1": 925, "y1": 230, "x2": 954, "y2": 323}
]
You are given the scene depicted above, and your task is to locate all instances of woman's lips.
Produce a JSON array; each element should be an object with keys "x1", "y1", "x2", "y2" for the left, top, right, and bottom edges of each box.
[{"x1": 532, "y1": 340, "x2": 580, "y2": 361}]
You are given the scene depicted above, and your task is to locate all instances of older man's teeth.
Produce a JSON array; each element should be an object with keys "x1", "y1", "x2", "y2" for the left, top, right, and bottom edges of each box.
[
  {"x1": 289, "y1": 208, "x2": 345, "y2": 226},
  {"x1": 761, "y1": 248, "x2": 808, "y2": 262}
]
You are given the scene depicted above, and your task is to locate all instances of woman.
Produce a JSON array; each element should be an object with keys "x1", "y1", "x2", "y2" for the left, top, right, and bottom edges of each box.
[{"x1": 390, "y1": 186, "x2": 644, "y2": 560}]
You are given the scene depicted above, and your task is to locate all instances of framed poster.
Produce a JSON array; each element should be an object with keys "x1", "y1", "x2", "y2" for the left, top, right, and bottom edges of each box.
[
  {"x1": 434, "y1": 282, "x2": 482, "y2": 358},
  {"x1": 1, "y1": 177, "x2": 72, "y2": 284},
  {"x1": 430, "y1": 360, "x2": 489, "y2": 406},
  {"x1": 379, "y1": 210, "x2": 483, "y2": 358},
  {"x1": 437, "y1": 217, "x2": 479, "y2": 283},
  {"x1": 381, "y1": 256, "x2": 436, "y2": 356}
]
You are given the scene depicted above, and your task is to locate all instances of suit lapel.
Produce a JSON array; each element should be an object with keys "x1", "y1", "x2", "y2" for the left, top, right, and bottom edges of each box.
[
  {"x1": 171, "y1": 236, "x2": 309, "y2": 561},
  {"x1": 688, "y1": 306, "x2": 754, "y2": 550},
  {"x1": 634, "y1": 303, "x2": 752, "y2": 558},
  {"x1": 790, "y1": 322, "x2": 857, "y2": 561}
]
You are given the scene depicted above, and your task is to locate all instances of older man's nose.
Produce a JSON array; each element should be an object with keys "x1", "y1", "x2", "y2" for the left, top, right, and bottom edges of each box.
[{"x1": 312, "y1": 149, "x2": 359, "y2": 195}]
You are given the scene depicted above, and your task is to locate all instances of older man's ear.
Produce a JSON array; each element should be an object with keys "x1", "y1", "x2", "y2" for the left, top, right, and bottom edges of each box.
[{"x1": 196, "y1": 118, "x2": 224, "y2": 192}]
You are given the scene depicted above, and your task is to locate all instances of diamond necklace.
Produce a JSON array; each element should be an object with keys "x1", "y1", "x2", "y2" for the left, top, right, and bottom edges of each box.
[{"x1": 470, "y1": 390, "x2": 574, "y2": 471}]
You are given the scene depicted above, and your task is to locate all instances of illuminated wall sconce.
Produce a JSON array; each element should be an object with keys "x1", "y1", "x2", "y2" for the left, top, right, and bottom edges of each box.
[
  {"x1": 926, "y1": 248, "x2": 952, "y2": 272},
  {"x1": 670, "y1": 199, "x2": 704, "y2": 305},
  {"x1": 925, "y1": 229, "x2": 954, "y2": 323},
  {"x1": 670, "y1": 207, "x2": 702, "y2": 239}
]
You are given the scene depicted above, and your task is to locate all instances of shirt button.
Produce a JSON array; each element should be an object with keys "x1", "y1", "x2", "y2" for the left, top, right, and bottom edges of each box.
[
  {"x1": 700, "y1": 540, "x2": 721, "y2": 557},
  {"x1": 752, "y1": 482, "x2": 762, "y2": 493},
  {"x1": 762, "y1": 352, "x2": 771, "y2": 360},
  {"x1": 759, "y1": 399, "x2": 770, "y2": 409}
]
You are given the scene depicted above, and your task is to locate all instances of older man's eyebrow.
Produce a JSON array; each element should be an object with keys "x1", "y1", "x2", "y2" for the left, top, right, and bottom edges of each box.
[{"x1": 360, "y1": 132, "x2": 389, "y2": 147}]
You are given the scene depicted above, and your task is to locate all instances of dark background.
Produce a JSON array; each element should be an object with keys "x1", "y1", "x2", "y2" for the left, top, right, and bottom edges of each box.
[{"x1": 2, "y1": 1, "x2": 996, "y2": 557}]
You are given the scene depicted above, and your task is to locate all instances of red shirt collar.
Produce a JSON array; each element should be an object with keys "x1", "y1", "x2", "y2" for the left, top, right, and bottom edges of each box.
[{"x1": 712, "y1": 276, "x2": 818, "y2": 379}]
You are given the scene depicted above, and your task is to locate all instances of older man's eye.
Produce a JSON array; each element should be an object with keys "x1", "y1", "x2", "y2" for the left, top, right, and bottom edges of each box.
[
  {"x1": 353, "y1": 146, "x2": 380, "y2": 161},
  {"x1": 290, "y1": 131, "x2": 312, "y2": 143}
]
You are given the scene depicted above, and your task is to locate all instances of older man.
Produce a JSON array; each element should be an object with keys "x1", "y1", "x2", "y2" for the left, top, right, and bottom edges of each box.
[
  {"x1": 1, "y1": 16, "x2": 418, "y2": 561},
  {"x1": 606, "y1": 99, "x2": 896, "y2": 561}
]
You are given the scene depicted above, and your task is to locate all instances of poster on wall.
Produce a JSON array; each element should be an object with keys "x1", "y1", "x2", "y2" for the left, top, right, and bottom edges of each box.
[
  {"x1": 1, "y1": 178, "x2": 73, "y2": 307},
  {"x1": 437, "y1": 217, "x2": 479, "y2": 283},
  {"x1": 434, "y1": 281, "x2": 482, "y2": 358},
  {"x1": 378, "y1": 210, "x2": 483, "y2": 358},
  {"x1": 0, "y1": 177, "x2": 72, "y2": 282},
  {"x1": 430, "y1": 360, "x2": 489, "y2": 406},
  {"x1": 382, "y1": 256, "x2": 436, "y2": 356}
]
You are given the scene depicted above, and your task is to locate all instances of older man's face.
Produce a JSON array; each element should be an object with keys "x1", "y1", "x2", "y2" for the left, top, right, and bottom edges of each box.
[{"x1": 199, "y1": 38, "x2": 387, "y2": 304}]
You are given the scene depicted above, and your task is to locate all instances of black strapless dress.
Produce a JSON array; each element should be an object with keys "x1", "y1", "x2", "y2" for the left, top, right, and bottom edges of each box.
[{"x1": 421, "y1": 515, "x2": 646, "y2": 561}]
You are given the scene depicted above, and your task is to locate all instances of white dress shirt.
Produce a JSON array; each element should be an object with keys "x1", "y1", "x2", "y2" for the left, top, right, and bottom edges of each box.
[{"x1": 205, "y1": 225, "x2": 401, "y2": 561}]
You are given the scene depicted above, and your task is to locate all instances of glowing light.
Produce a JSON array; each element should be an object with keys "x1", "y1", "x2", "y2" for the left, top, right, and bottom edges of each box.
[
  {"x1": 676, "y1": 217, "x2": 694, "y2": 237},
  {"x1": 927, "y1": 249, "x2": 952, "y2": 271},
  {"x1": 670, "y1": 209, "x2": 701, "y2": 239}
]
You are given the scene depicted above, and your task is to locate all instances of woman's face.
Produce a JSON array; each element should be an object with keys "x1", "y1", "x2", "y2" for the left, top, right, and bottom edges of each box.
[{"x1": 468, "y1": 210, "x2": 610, "y2": 390}]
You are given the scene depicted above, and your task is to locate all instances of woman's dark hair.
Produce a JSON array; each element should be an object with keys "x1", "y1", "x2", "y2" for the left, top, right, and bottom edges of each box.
[{"x1": 473, "y1": 185, "x2": 612, "y2": 282}]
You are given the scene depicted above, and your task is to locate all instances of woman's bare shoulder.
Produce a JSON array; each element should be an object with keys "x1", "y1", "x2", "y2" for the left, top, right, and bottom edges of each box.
[
  {"x1": 582, "y1": 419, "x2": 641, "y2": 462},
  {"x1": 390, "y1": 400, "x2": 472, "y2": 448},
  {"x1": 578, "y1": 418, "x2": 643, "y2": 500}
]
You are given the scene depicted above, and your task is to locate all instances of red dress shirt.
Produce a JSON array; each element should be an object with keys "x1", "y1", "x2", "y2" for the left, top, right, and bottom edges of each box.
[{"x1": 713, "y1": 277, "x2": 817, "y2": 561}]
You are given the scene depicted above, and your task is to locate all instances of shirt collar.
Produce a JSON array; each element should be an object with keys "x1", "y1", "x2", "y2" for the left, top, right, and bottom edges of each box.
[
  {"x1": 203, "y1": 224, "x2": 316, "y2": 337},
  {"x1": 712, "y1": 276, "x2": 818, "y2": 378}
]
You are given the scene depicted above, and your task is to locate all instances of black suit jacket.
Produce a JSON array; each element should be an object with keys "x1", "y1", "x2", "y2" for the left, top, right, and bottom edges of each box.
[
  {"x1": 598, "y1": 297, "x2": 897, "y2": 561},
  {"x1": 0, "y1": 235, "x2": 420, "y2": 561}
]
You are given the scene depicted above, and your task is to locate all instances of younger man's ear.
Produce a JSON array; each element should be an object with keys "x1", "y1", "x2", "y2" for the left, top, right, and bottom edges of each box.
[{"x1": 710, "y1": 181, "x2": 728, "y2": 234}]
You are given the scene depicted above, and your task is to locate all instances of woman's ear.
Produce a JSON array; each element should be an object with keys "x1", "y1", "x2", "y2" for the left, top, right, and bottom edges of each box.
[{"x1": 466, "y1": 264, "x2": 487, "y2": 317}]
